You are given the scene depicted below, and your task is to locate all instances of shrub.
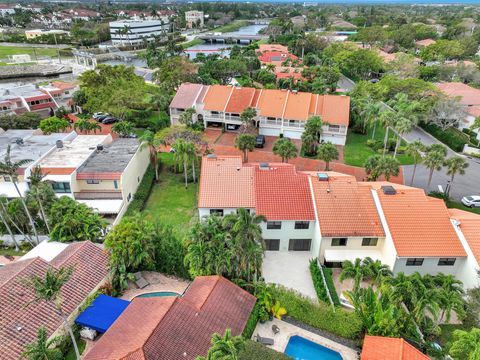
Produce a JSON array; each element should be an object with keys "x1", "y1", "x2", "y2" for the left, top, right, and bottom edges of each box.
[
  {"x1": 396, "y1": 146, "x2": 407, "y2": 154},
  {"x1": 242, "y1": 302, "x2": 260, "y2": 339},
  {"x1": 366, "y1": 139, "x2": 383, "y2": 150},
  {"x1": 420, "y1": 122, "x2": 468, "y2": 152},
  {"x1": 239, "y1": 340, "x2": 291, "y2": 360},
  {"x1": 124, "y1": 165, "x2": 155, "y2": 216},
  {"x1": 309, "y1": 259, "x2": 330, "y2": 304},
  {"x1": 323, "y1": 267, "x2": 341, "y2": 306},
  {"x1": 272, "y1": 286, "x2": 363, "y2": 340}
]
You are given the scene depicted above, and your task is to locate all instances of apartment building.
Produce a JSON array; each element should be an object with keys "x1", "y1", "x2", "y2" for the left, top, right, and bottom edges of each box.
[
  {"x1": 199, "y1": 155, "x2": 480, "y2": 289},
  {"x1": 170, "y1": 83, "x2": 350, "y2": 145},
  {"x1": 109, "y1": 19, "x2": 170, "y2": 46},
  {"x1": 24, "y1": 29, "x2": 69, "y2": 40},
  {"x1": 185, "y1": 10, "x2": 204, "y2": 28}
]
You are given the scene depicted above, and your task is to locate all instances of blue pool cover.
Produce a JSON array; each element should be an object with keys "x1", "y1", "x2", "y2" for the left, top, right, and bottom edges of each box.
[{"x1": 75, "y1": 295, "x2": 130, "y2": 333}]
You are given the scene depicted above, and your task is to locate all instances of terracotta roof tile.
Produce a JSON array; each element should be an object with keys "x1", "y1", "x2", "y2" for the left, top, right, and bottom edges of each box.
[
  {"x1": 169, "y1": 83, "x2": 205, "y2": 110},
  {"x1": 377, "y1": 188, "x2": 466, "y2": 257},
  {"x1": 203, "y1": 85, "x2": 233, "y2": 112},
  {"x1": 311, "y1": 174, "x2": 384, "y2": 237},
  {"x1": 361, "y1": 335, "x2": 429, "y2": 360},
  {"x1": 0, "y1": 241, "x2": 109, "y2": 360},
  {"x1": 198, "y1": 156, "x2": 255, "y2": 209},
  {"x1": 449, "y1": 209, "x2": 480, "y2": 263},
  {"x1": 314, "y1": 94, "x2": 350, "y2": 126},
  {"x1": 84, "y1": 276, "x2": 256, "y2": 360},
  {"x1": 283, "y1": 92, "x2": 311, "y2": 121},
  {"x1": 257, "y1": 44, "x2": 289, "y2": 53},
  {"x1": 224, "y1": 87, "x2": 256, "y2": 114},
  {"x1": 436, "y1": 82, "x2": 480, "y2": 106},
  {"x1": 253, "y1": 164, "x2": 315, "y2": 220},
  {"x1": 257, "y1": 89, "x2": 288, "y2": 118}
]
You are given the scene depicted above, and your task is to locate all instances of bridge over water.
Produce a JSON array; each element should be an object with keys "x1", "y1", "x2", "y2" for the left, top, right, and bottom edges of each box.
[{"x1": 198, "y1": 33, "x2": 267, "y2": 44}]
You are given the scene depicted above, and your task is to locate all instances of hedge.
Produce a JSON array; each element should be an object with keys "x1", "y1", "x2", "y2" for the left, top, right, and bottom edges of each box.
[
  {"x1": 420, "y1": 123, "x2": 468, "y2": 152},
  {"x1": 124, "y1": 164, "x2": 155, "y2": 216},
  {"x1": 242, "y1": 302, "x2": 260, "y2": 340},
  {"x1": 239, "y1": 340, "x2": 291, "y2": 360},
  {"x1": 309, "y1": 259, "x2": 330, "y2": 304},
  {"x1": 272, "y1": 286, "x2": 363, "y2": 340},
  {"x1": 323, "y1": 267, "x2": 341, "y2": 306}
]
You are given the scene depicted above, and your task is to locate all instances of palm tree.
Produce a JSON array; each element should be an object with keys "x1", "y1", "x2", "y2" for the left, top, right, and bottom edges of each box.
[
  {"x1": 235, "y1": 134, "x2": 256, "y2": 162},
  {"x1": 73, "y1": 119, "x2": 101, "y2": 134},
  {"x1": 317, "y1": 142, "x2": 339, "y2": 170},
  {"x1": 381, "y1": 156, "x2": 400, "y2": 181},
  {"x1": 21, "y1": 327, "x2": 62, "y2": 360},
  {"x1": 365, "y1": 155, "x2": 399, "y2": 181},
  {"x1": 139, "y1": 130, "x2": 159, "y2": 181},
  {"x1": 149, "y1": 92, "x2": 170, "y2": 121},
  {"x1": 379, "y1": 109, "x2": 396, "y2": 155},
  {"x1": 363, "y1": 100, "x2": 382, "y2": 139},
  {"x1": 272, "y1": 137, "x2": 298, "y2": 163},
  {"x1": 445, "y1": 156, "x2": 469, "y2": 197},
  {"x1": 339, "y1": 258, "x2": 368, "y2": 292},
  {"x1": 21, "y1": 266, "x2": 80, "y2": 360},
  {"x1": 265, "y1": 63, "x2": 276, "y2": 73},
  {"x1": 362, "y1": 257, "x2": 392, "y2": 285},
  {"x1": 405, "y1": 140, "x2": 426, "y2": 186},
  {"x1": 173, "y1": 138, "x2": 195, "y2": 188},
  {"x1": 198, "y1": 328, "x2": 245, "y2": 360},
  {"x1": 0, "y1": 145, "x2": 39, "y2": 244},
  {"x1": 224, "y1": 208, "x2": 266, "y2": 247},
  {"x1": 0, "y1": 197, "x2": 18, "y2": 249},
  {"x1": 434, "y1": 273, "x2": 465, "y2": 324},
  {"x1": 27, "y1": 166, "x2": 54, "y2": 234},
  {"x1": 423, "y1": 149, "x2": 445, "y2": 188},
  {"x1": 392, "y1": 117, "x2": 413, "y2": 158},
  {"x1": 450, "y1": 328, "x2": 480, "y2": 360}
]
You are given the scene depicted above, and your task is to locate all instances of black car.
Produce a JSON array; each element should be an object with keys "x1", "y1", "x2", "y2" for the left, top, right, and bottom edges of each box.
[
  {"x1": 102, "y1": 116, "x2": 118, "y2": 124},
  {"x1": 255, "y1": 135, "x2": 265, "y2": 148},
  {"x1": 95, "y1": 114, "x2": 110, "y2": 122}
]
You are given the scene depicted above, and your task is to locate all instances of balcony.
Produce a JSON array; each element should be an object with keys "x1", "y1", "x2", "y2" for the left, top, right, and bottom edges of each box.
[{"x1": 74, "y1": 190, "x2": 123, "y2": 200}]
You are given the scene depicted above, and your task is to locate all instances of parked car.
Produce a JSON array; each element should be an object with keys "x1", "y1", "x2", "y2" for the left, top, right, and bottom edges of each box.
[
  {"x1": 461, "y1": 195, "x2": 480, "y2": 208},
  {"x1": 102, "y1": 116, "x2": 118, "y2": 124},
  {"x1": 93, "y1": 112, "x2": 109, "y2": 120},
  {"x1": 255, "y1": 135, "x2": 265, "y2": 148}
]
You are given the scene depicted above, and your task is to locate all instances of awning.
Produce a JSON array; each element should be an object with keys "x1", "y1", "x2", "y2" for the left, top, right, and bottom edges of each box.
[
  {"x1": 75, "y1": 295, "x2": 130, "y2": 333},
  {"x1": 77, "y1": 199, "x2": 123, "y2": 214},
  {"x1": 324, "y1": 249, "x2": 384, "y2": 263}
]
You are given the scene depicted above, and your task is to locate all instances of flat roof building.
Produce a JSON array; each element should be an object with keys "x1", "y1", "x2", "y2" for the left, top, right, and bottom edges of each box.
[{"x1": 109, "y1": 19, "x2": 170, "y2": 46}]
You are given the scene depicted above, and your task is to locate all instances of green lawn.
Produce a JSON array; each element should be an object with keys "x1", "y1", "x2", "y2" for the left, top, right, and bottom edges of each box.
[
  {"x1": 0, "y1": 247, "x2": 28, "y2": 256},
  {"x1": 142, "y1": 153, "x2": 198, "y2": 235},
  {"x1": 344, "y1": 127, "x2": 414, "y2": 167},
  {"x1": 0, "y1": 45, "x2": 60, "y2": 59},
  {"x1": 445, "y1": 200, "x2": 480, "y2": 215},
  {"x1": 181, "y1": 38, "x2": 204, "y2": 49},
  {"x1": 65, "y1": 339, "x2": 86, "y2": 360},
  {"x1": 213, "y1": 20, "x2": 249, "y2": 33}
]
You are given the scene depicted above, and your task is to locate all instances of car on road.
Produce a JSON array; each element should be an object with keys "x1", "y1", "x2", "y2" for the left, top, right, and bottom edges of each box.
[
  {"x1": 102, "y1": 116, "x2": 118, "y2": 124},
  {"x1": 461, "y1": 195, "x2": 480, "y2": 208},
  {"x1": 255, "y1": 135, "x2": 265, "y2": 148}
]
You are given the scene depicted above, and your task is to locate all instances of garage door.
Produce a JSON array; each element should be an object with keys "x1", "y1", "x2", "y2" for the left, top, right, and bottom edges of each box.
[
  {"x1": 288, "y1": 239, "x2": 312, "y2": 251},
  {"x1": 259, "y1": 127, "x2": 281, "y2": 137},
  {"x1": 321, "y1": 134, "x2": 346, "y2": 146},
  {"x1": 283, "y1": 129, "x2": 303, "y2": 139}
]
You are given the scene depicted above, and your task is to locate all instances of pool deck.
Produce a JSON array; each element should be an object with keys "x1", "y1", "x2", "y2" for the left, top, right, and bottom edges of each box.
[
  {"x1": 120, "y1": 271, "x2": 190, "y2": 301},
  {"x1": 253, "y1": 318, "x2": 359, "y2": 360}
]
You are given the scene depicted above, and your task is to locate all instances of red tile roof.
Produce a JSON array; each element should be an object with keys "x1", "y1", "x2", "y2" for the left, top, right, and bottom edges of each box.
[
  {"x1": 415, "y1": 39, "x2": 436, "y2": 47},
  {"x1": 257, "y1": 44, "x2": 289, "y2": 53},
  {"x1": 361, "y1": 335, "x2": 429, "y2": 360},
  {"x1": 436, "y1": 82, "x2": 480, "y2": 106},
  {"x1": 224, "y1": 87, "x2": 256, "y2": 114},
  {"x1": 258, "y1": 51, "x2": 298, "y2": 64},
  {"x1": 377, "y1": 188, "x2": 466, "y2": 257},
  {"x1": 169, "y1": 83, "x2": 205, "y2": 110},
  {"x1": 198, "y1": 156, "x2": 255, "y2": 209},
  {"x1": 311, "y1": 174, "x2": 385, "y2": 237},
  {"x1": 254, "y1": 164, "x2": 315, "y2": 221},
  {"x1": 0, "y1": 242, "x2": 109, "y2": 360},
  {"x1": 449, "y1": 209, "x2": 480, "y2": 264},
  {"x1": 84, "y1": 276, "x2": 256, "y2": 360}
]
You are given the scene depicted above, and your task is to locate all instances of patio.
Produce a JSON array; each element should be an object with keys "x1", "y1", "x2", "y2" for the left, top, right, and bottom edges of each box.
[
  {"x1": 120, "y1": 271, "x2": 190, "y2": 301},
  {"x1": 262, "y1": 251, "x2": 317, "y2": 300},
  {"x1": 253, "y1": 318, "x2": 359, "y2": 360}
]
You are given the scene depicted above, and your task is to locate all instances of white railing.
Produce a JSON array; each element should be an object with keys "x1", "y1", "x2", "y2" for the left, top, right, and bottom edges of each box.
[{"x1": 283, "y1": 121, "x2": 305, "y2": 129}]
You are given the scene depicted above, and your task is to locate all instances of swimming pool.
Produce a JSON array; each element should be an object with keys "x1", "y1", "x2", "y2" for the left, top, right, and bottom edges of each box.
[
  {"x1": 135, "y1": 291, "x2": 180, "y2": 298},
  {"x1": 284, "y1": 335, "x2": 343, "y2": 360}
]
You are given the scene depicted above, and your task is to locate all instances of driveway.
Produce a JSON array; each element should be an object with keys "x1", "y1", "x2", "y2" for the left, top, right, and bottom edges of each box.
[
  {"x1": 402, "y1": 126, "x2": 480, "y2": 200},
  {"x1": 262, "y1": 251, "x2": 317, "y2": 300}
]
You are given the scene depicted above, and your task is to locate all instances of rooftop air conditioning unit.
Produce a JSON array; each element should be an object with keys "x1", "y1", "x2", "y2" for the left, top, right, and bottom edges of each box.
[{"x1": 56, "y1": 140, "x2": 63, "y2": 148}]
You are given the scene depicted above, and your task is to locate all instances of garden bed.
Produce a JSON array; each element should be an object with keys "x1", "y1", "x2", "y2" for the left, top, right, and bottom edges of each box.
[{"x1": 420, "y1": 123, "x2": 470, "y2": 152}]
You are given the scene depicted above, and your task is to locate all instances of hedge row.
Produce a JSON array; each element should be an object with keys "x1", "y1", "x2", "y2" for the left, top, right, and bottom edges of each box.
[
  {"x1": 124, "y1": 164, "x2": 155, "y2": 216},
  {"x1": 239, "y1": 340, "x2": 291, "y2": 360},
  {"x1": 272, "y1": 286, "x2": 363, "y2": 340},
  {"x1": 242, "y1": 302, "x2": 260, "y2": 340},
  {"x1": 309, "y1": 259, "x2": 331, "y2": 304},
  {"x1": 323, "y1": 267, "x2": 341, "y2": 306},
  {"x1": 420, "y1": 123, "x2": 468, "y2": 152}
]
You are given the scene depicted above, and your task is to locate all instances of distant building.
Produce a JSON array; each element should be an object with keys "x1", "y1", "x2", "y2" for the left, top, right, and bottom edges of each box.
[
  {"x1": 24, "y1": 29, "x2": 69, "y2": 40},
  {"x1": 185, "y1": 10, "x2": 204, "y2": 29},
  {"x1": 109, "y1": 19, "x2": 170, "y2": 46},
  {"x1": 0, "y1": 4, "x2": 16, "y2": 16}
]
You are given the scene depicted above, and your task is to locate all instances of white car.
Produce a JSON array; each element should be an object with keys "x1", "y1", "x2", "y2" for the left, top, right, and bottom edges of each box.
[{"x1": 461, "y1": 195, "x2": 480, "y2": 208}]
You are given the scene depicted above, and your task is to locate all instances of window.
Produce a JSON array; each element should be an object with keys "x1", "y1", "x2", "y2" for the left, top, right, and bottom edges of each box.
[
  {"x1": 362, "y1": 238, "x2": 378, "y2": 246},
  {"x1": 265, "y1": 239, "x2": 280, "y2": 251},
  {"x1": 3, "y1": 176, "x2": 11, "y2": 182},
  {"x1": 210, "y1": 209, "x2": 224, "y2": 216},
  {"x1": 113, "y1": 180, "x2": 118, "y2": 189},
  {"x1": 294, "y1": 221, "x2": 309, "y2": 230},
  {"x1": 328, "y1": 124, "x2": 340, "y2": 133},
  {"x1": 288, "y1": 239, "x2": 311, "y2": 251},
  {"x1": 438, "y1": 258, "x2": 456, "y2": 266},
  {"x1": 267, "y1": 221, "x2": 281, "y2": 230},
  {"x1": 51, "y1": 182, "x2": 71, "y2": 193},
  {"x1": 406, "y1": 258, "x2": 424, "y2": 266},
  {"x1": 331, "y1": 238, "x2": 347, "y2": 246},
  {"x1": 236, "y1": 208, "x2": 250, "y2": 214},
  {"x1": 86, "y1": 179, "x2": 100, "y2": 184}
]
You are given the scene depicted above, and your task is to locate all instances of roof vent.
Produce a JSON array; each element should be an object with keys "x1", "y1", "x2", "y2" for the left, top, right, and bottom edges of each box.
[
  {"x1": 317, "y1": 173, "x2": 329, "y2": 181},
  {"x1": 259, "y1": 163, "x2": 269, "y2": 170},
  {"x1": 14, "y1": 138, "x2": 24, "y2": 145},
  {"x1": 381, "y1": 185, "x2": 396, "y2": 195},
  {"x1": 206, "y1": 154, "x2": 217, "y2": 159},
  {"x1": 55, "y1": 140, "x2": 63, "y2": 148},
  {"x1": 96, "y1": 144, "x2": 104, "y2": 151}
]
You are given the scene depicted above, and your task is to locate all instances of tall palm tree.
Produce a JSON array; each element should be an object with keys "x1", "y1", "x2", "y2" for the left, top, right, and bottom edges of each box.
[
  {"x1": 361, "y1": 98, "x2": 381, "y2": 138},
  {"x1": 445, "y1": 156, "x2": 469, "y2": 197},
  {"x1": 0, "y1": 196, "x2": 18, "y2": 250},
  {"x1": 223, "y1": 208, "x2": 266, "y2": 247},
  {"x1": 21, "y1": 327, "x2": 62, "y2": 360},
  {"x1": 379, "y1": 109, "x2": 396, "y2": 155},
  {"x1": 272, "y1": 137, "x2": 298, "y2": 163},
  {"x1": 139, "y1": 130, "x2": 159, "y2": 181},
  {"x1": 435, "y1": 273, "x2": 465, "y2": 324},
  {"x1": 265, "y1": 63, "x2": 276, "y2": 73},
  {"x1": 28, "y1": 166, "x2": 53, "y2": 234},
  {"x1": 0, "y1": 145, "x2": 39, "y2": 244},
  {"x1": 21, "y1": 266, "x2": 80, "y2": 360},
  {"x1": 392, "y1": 116, "x2": 413, "y2": 158},
  {"x1": 149, "y1": 92, "x2": 170, "y2": 121},
  {"x1": 423, "y1": 150, "x2": 445, "y2": 188},
  {"x1": 339, "y1": 258, "x2": 368, "y2": 292},
  {"x1": 0, "y1": 196, "x2": 35, "y2": 247},
  {"x1": 173, "y1": 138, "x2": 194, "y2": 188},
  {"x1": 362, "y1": 257, "x2": 392, "y2": 285},
  {"x1": 235, "y1": 134, "x2": 255, "y2": 162},
  {"x1": 198, "y1": 329, "x2": 245, "y2": 360},
  {"x1": 405, "y1": 140, "x2": 426, "y2": 186}
]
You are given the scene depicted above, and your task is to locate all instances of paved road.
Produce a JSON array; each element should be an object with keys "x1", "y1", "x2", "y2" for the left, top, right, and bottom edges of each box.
[{"x1": 402, "y1": 126, "x2": 480, "y2": 201}]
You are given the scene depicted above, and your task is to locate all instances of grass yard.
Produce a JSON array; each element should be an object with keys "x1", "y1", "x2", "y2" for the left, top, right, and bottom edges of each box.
[
  {"x1": 65, "y1": 339, "x2": 86, "y2": 360},
  {"x1": 445, "y1": 200, "x2": 480, "y2": 215},
  {"x1": 181, "y1": 38, "x2": 204, "y2": 49},
  {"x1": 0, "y1": 45, "x2": 60, "y2": 59},
  {"x1": 142, "y1": 153, "x2": 198, "y2": 235},
  {"x1": 0, "y1": 247, "x2": 28, "y2": 256},
  {"x1": 344, "y1": 127, "x2": 414, "y2": 167}
]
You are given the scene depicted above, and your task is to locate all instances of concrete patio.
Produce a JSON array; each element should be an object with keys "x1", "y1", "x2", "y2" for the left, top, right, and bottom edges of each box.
[
  {"x1": 253, "y1": 318, "x2": 359, "y2": 360},
  {"x1": 120, "y1": 271, "x2": 190, "y2": 301},
  {"x1": 262, "y1": 251, "x2": 317, "y2": 299}
]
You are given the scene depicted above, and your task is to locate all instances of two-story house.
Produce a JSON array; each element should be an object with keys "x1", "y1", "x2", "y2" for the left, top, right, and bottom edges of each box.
[{"x1": 169, "y1": 83, "x2": 350, "y2": 145}]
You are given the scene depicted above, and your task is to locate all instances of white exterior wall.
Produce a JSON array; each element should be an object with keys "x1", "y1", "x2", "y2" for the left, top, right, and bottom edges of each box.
[
  {"x1": 261, "y1": 220, "x2": 315, "y2": 251},
  {"x1": 120, "y1": 144, "x2": 150, "y2": 203},
  {"x1": 321, "y1": 133, "x2": 347, "y2": 146},
  {"x1": 319, "y1": 236, "x2": 386, "y2": 263},
  {"x1": 259, "y1": 127, "x2": 281, "y2": 137},
  {"x1": 198, "y1": 207, "x2": 255, "y2": 219},
  {"x1": 392, "y1": 257, "x2": 464, "y2": 277},
  {"x1": 110, "y1": 20, "x2": 169, "y2": 45},
  {"x1": 451, "y1": 220, "x2": 480, "y2": 290}
]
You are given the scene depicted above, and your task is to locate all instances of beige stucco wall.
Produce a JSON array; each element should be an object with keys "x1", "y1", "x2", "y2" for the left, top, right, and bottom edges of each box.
[{"x1": 120, "y1": 143, "x2": 150, "y2": 203}]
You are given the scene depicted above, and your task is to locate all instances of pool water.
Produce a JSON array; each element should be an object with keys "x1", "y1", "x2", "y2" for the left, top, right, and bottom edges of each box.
[
  {"x1": 284, "y1": 336, "x2": 343, "y2": 360},
  {"x1": 135, "y1": 291, "x2": 180, "y2": 298}
]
